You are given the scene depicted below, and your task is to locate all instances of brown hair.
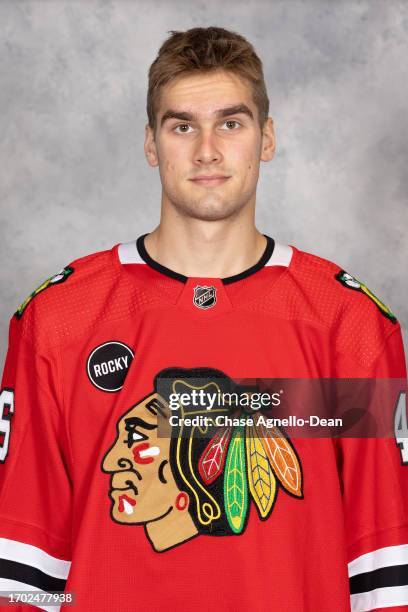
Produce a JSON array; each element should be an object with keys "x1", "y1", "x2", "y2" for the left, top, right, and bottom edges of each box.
[{"x1": 147, "y1": 27, "x2": 269, "y2": 134}]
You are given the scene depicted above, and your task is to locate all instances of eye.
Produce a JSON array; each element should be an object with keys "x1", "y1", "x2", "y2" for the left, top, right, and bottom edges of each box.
[
  {"x1": 124, "y1": 427, "x2": 148, "y2": 448},
  {"x1": 221, "y1": 120, "x2": 241, "y2": 130},
  {"x1": 174, "y1": 123, "x2": 193, "y2": 134}
]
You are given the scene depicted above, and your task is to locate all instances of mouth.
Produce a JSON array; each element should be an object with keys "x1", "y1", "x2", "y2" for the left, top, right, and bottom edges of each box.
[
  {"x1": 111, "y1": 490, "x2": 137, "y2": 515},
  {"x1": 189, "y1": 176, "x2": 230, "y2": 187}
]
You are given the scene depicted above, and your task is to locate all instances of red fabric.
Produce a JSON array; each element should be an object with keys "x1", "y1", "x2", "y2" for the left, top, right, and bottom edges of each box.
[{"x1": 0, "y1": 242, "x2": 406, "y2": 611}]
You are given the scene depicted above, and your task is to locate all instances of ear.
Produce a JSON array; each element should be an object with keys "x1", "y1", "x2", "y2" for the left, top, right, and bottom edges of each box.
[
  {"x1": 260, "y1": 117, "x2": 276, "y2": 162},
  {"x1": 144, "y1": 124, "x2": 159, "y2": 167}
]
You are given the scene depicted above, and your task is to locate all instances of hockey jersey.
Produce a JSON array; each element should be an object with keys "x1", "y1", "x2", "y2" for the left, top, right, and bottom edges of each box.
[{"x1": 0, "y1": 233, "x2": 407, "y2": 611}]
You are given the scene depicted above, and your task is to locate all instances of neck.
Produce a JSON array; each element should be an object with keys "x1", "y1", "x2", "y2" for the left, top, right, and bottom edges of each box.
[
  {"x1": 144, "y1": 205, "x2": 266, "y2": 279},
  {"x1": 145, "y1": 507, "x2": 198, "y2": 552}
]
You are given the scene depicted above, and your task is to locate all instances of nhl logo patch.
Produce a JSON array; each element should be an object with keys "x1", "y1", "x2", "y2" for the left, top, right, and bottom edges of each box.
[
  {"x1": 87, "y1": 341, "x2": 134, "y2": 392},
  {"x1": 193, "y1": 285, "x2": 217, "y2": 310}
]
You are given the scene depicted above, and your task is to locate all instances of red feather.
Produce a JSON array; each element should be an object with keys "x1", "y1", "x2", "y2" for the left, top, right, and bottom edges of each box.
[{"x1": 198, "y1": 426, "x2": 233, "y2": 484}]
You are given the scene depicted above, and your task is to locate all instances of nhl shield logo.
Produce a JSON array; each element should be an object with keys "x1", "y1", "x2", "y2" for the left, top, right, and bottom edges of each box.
[{"x1": 193, "y1": 285, "x2": 217, "y2": 309}]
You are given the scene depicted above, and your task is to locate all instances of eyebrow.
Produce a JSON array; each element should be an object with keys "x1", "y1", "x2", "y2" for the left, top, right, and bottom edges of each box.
[
  {"x1": 124, "y1": 417, "x2": 157, "y2": 430},
  {"x1": 160, "y1": 104, "x2": 254, "y2": 127}
]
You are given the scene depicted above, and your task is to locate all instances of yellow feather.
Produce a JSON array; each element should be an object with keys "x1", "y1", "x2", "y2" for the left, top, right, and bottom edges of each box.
[{"x1": 246, "y1": 424, "x2": 277, "y2": 518}]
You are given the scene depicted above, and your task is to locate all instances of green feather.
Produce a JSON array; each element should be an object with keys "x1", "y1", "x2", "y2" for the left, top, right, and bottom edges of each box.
[{"x1": 223, "y1": 425, "x2": 248, "y2": 533}]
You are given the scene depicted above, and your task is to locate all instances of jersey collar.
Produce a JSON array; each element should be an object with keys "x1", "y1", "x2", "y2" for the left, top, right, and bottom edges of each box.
[{"x1": 132, "y1": 233, "x2": 276, "y2": 285}]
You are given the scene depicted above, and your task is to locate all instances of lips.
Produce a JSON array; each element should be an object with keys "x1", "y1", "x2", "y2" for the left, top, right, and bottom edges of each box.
[
  {"x1": 190, "y1": 175, "x2": 230, "y2": 187},
  {"x1": 118, "y1": 494, "x2": 136, "y2": 514}
]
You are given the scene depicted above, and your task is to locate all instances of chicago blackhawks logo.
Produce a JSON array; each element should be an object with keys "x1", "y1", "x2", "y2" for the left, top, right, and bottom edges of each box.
[
  {"x1": 15, "y1": 266, "x2": 74, "y2": 319},
  {"x1": 335, "y1": 270, "x2": 397, "y2": 324},
  {"x1": 102, "y1": 368, "x2": 303, "y2": 552}
]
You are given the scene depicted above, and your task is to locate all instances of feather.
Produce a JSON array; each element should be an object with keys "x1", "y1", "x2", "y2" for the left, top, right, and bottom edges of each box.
[
  {"x1": 223, "y1": 425, "x2": 248, "y2": 533},
  {"x1": 198, "y1": 426, "x2": 232, "y2": 485},
  {"x1": 246, "y1": 424, "x2": 277, "y2": 519},
  {"x1": 256, "y1": 424, "x2": 302, "y2": 497}
]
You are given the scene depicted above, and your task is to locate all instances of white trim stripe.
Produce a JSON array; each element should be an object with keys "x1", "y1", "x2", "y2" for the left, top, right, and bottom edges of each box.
[
  {"x1": 0, "y1": 538, "x2": 71, "y2": 579},
  {"x1": 266, "y1": 242, "x2": 293, "y2": 267},
  {"x1": 118, "y1": 241, "x2": 144, "y2": 264},
  {"x1": 350, "y1": 585, "x2": 408, "y2": 611},
  {"x1": 348, "y1": 544, "x2": 408, "y2": 578},
  {"x1": 0, "y1": 578, "x2": 61, "y2": 611}
]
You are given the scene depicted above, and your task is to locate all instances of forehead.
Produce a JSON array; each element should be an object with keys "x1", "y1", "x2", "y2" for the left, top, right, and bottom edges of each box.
[
  {"x1": 119, "y1": 393, "x2": 161, "y2": 427},
  {"x1": 158, "y1": 69, "x2": 256, "y2": 119}
]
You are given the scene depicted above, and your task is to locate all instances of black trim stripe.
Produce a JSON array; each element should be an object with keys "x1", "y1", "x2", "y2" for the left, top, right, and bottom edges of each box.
[
  {"x1": 349, "y1": 563, "x2": 408, "y2": 595},
  {"x1": 223, "y1": 236, "x2": 275, "y2": 284},
  {"x1": 136, "y1": 234, "x2": 275, "y2": 285},
  {"x1": 0, "y1": 558, "x2": 67, "y2": 592},
  {"x1": 136, "y1": 234, "x2": 187, "y2": 283}
]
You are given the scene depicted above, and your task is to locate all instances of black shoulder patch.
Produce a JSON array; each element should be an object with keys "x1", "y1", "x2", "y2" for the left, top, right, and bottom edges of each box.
[
  {"x1": 14, "y1": 266, "x2": 74, "y2": 319},
  {"x1": 335, "y1": 269, "x2": 397, "y2": 324}
]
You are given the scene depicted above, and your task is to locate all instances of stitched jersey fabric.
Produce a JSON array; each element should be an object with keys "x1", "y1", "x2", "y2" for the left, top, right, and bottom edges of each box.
[{"x1": 0, "y1": 235, "x2": 407, "y2": 612}]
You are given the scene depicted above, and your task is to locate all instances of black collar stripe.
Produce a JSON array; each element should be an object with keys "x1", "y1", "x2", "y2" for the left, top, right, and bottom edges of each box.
[{"x1": 119, "y1": 234, "x2": 278, "y2": 285}]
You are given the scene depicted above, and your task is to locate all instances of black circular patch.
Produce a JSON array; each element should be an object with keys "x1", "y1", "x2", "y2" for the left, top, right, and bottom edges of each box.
[{"x1": 87, "y1": 341, "x2": 134, "y2": 392}]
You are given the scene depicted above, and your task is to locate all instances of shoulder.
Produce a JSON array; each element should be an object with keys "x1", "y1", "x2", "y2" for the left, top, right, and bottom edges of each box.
[
  {"x1": 11, "y1": 244, "x2": 126, "y2": 349},
  {"x1": 270, "y1": 242, "x2": 401, "y2": 368}
]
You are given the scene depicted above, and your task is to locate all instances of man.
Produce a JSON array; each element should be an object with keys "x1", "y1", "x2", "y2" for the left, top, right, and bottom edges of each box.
[{"x1": 0, "y1": 26, "x2": 407, "y2": 612}]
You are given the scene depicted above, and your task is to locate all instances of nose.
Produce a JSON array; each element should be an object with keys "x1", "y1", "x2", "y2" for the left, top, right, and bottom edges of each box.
[
  {"x1": 194, "y1": 129, "x2": 222, "y2": 165},
  {"x1": 102, "y1": 446, "x2": 133, "y2": 473}
]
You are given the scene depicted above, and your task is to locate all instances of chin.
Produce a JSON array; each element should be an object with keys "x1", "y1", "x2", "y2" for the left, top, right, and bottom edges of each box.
[{"x1": 174, "y1": 198, "x2": 246, "y2": 222}]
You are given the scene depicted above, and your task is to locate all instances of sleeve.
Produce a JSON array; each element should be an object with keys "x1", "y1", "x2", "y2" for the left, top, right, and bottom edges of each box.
[
  {"x1": 0, "y1": 315, "x2": 72, "y2": 610},
  {"x1": 335, "y1": 326, "x2": 408, "y2": 612}
]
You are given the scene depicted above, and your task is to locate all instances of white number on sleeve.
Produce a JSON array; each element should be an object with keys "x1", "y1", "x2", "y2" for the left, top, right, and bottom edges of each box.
[
  {"x1": 394, "y1": 391, "x2": 408, "y2": 465},
  {"x1": 0, "y1": 388, "x2": 15, "y2": 463}
]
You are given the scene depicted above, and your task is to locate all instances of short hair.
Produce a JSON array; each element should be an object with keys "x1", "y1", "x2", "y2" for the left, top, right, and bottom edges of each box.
[{"x1": 147, "y1": 26, "x2": 270, "y2": 134}]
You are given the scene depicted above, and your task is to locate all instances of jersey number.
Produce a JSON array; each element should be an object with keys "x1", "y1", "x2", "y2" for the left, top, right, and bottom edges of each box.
[
  {"x1": 0, "y1": 388, "x2": 15, "y2": 463},
  {"x1": 394, "y1": 391, "x2": 408, "y2": 465}
]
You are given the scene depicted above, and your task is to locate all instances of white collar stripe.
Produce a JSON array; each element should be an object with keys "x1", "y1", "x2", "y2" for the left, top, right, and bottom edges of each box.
[
  {"x1": 266, "y1": 242, "x2": 293, "y2": 267},
  {"x1": 118, "y1": 241, "x2": 144, "y2": 264}
]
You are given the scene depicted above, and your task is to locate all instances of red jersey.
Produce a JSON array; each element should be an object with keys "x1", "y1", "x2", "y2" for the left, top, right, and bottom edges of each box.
[{"x1": 0, "y1": 234, "x2": 407, "y2": 611}]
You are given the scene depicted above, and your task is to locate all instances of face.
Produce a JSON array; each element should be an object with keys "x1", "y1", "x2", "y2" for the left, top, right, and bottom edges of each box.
[
  {"x1": 102, "y1": 392, "x2": 180, "y2": 524},
  {"x1": 144, "y1": 69, "x2": 275, "y2": 221}
]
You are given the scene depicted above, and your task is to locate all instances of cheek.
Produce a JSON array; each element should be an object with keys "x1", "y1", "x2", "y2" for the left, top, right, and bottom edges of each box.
[
  {"x1": 159, "y1": 144, "x2": 182, "y2": 169},
  {"x1": 132, "y1": 443, "x2": 161, "y2": 465},
  {"x1": 229, "y1": 145, "x2": 257, "y2": 169}
]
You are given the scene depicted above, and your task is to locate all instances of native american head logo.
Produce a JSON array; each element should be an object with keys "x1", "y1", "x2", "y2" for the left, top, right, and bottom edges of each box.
[
  {"x1": 102, "y1": 368, "x2": 303, "y2": 552},
  {"x1": 14, "y1": 266, "x2": 74, "y2": 319},
  {"x1": 335, "y1": 270, "x2": 397, "y2": 324}
]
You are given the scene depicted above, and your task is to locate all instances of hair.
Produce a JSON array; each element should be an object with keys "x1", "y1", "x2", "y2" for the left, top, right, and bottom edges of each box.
[
  {"x1": 154, "y1": 366, "x2": 266, "y2": 537},
  {"x1": 147, "y1": 26, "x2": 270, "y2": 134},
  {"x1": 154, "y1": 366, "x2": 240, "y2": 536}
]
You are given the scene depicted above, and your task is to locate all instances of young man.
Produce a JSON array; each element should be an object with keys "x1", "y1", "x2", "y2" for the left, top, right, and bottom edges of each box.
[{"x1": 0, "y1": 26, "x2": 407, "y2": 612}]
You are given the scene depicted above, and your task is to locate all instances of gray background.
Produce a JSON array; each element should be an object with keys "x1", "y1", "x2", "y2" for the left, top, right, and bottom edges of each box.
[{"x1": 1, "y1": 0, "x2": 407, "y2": 371}]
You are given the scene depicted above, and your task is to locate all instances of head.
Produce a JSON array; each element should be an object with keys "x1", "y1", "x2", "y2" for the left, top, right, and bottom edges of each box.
[
  {"x1": 144, "y1": 27, "x2": 275, "y2": 222},
  {"x1": 101, "y1": 368, "x2": 239, "y2": 539},
  {"x1": 102, "y1": 367, "x2": 303, "y2": 552}
]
